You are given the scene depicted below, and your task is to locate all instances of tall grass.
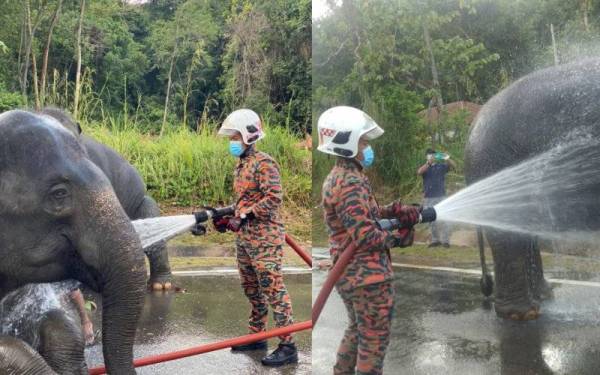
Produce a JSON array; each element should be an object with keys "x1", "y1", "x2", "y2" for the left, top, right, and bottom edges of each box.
[{"x1": 86, "y1": 120, "x2": 311, "y2": 208}]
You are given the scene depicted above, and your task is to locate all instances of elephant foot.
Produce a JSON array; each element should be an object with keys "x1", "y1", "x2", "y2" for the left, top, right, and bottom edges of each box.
[
  {"x1": 149, "y1": 279, "x2": 173, "y2": 292},
  {"x1": 495, "y1": 304, "x2": 540, "y2": 321},
  {"x1": 145, "y1": 240, "x2": 173, "y2": 292}
]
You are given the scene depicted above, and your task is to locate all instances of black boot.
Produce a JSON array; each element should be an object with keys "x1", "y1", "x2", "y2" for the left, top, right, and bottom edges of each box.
[
  {"x1": 231, "y1": 340, "x2": 268, "y2": 352},
  {"x1": 261, "y1": 343, "x2": 298, "y2": 366}
]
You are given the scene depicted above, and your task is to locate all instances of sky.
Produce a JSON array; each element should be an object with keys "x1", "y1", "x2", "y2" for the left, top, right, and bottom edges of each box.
[{"x1": 313, "y1": 0, "x2": 339, "y2": 21}]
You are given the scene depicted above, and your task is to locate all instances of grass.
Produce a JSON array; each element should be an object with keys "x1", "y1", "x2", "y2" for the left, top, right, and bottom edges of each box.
[{"x1": 85, "y1": 120, "x2": 311, "y2": 208}]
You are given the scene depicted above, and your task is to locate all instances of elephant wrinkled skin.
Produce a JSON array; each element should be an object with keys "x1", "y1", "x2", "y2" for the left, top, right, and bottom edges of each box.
[
  {"x1": 0, "y1": 110, "x2": 146, "y2": 374},
  {"x1": 39, "y1": 107, "x2": 172, "y2": 291},
  {"x1": 465, "y1": 59, "x2": 600, "y2": 320}
]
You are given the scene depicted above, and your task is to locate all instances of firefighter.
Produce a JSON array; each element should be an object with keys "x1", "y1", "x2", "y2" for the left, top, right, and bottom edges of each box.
[
  {"x1": 317, "y1": 106, "x2": 421, "y2": 374},
  {"x1": 215, "y1": 109, "x2": 297, "y2": 366}
]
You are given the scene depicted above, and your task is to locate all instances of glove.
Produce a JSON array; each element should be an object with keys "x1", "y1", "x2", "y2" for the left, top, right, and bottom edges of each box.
[
  {"x1": 213, "y1": 217, "x2": 230, "y2": 233},
  {"x1": 392, "y1": 228, "x2": 415, "y2": 248},
  {"x1": 227, "y1": 217, "x2": 243, "y2": 232},
  {"x1": 191, "y1": 223, "x2": 207, "y2": 236},
  {"x1": 395, "y1": 205, "x2": 420, "y2": 228}
]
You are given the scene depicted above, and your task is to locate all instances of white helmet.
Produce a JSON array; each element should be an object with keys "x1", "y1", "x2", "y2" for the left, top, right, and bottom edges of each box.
[
  {"x1": 317, "y1": 106, "x2": 384, "y2": 158},
  {"x1": 218, "y1": 109, "x2": 265, "y2": 144}
]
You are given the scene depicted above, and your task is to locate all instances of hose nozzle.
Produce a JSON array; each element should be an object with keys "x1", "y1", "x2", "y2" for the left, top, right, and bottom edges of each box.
[
  {"x1": 420, "y1": 207, "x2": 437, "y2": 223},
  {"x1": 193, "y1": 205, "x2": 236, "y2": 224}
]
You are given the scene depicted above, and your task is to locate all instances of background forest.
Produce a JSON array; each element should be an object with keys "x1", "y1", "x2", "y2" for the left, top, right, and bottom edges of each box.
[
  {"x1": 312, "y1": 0, "x2": 599, "y2": 244},
  {"x1": 313, "y1": 0, "x2": 600, "y2": 201},
  {"x1": 0, "y1": 0, "x2": 311, "y2": 209}
]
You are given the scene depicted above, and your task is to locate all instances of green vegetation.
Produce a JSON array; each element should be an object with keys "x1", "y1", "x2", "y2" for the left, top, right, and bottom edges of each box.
[
  {"x1": 0, "y1": 0, "x2": 311, "y2": 209},
  {"x1": 313, "y1": 0, "x2": 599, "y2": 204},
  {"x1": 86, "y1": 120, "x2": 310, "y2": 207},
  {"x1": 0, "y1": 0, "x2": 310, "y2": 133}
]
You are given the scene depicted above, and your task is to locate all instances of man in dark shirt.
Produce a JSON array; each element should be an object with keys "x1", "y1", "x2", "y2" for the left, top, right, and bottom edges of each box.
[{"x1": 417, "y1": 149, "x2": 455, "y2": 247}]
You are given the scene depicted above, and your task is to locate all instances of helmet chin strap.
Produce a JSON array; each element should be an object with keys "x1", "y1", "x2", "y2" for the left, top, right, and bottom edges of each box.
[{"x1": 240, "y1": 142, "x2": 255, "y2": 158}]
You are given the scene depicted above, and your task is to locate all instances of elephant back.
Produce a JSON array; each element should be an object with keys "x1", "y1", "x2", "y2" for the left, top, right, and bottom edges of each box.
[{"x1": 465, "y1": 58, "x2": 600, "y2": 184}]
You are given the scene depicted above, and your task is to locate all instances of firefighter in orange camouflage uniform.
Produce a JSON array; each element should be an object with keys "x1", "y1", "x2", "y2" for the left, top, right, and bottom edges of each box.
[
  {"x1": 214, "y1": 108, "x2": 297, "y2": 367},
  {"x1": 317, "y1": 106, "x2": 421, "y2": 375}
]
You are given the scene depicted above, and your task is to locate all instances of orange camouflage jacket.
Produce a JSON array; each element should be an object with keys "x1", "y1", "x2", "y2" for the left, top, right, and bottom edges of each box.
[
  {"x1": 322, "y1": 158, "x2": 413, "y2": 292},
  {"x1": 233, "y1": 146, "x2": 285, "y2": 248}
]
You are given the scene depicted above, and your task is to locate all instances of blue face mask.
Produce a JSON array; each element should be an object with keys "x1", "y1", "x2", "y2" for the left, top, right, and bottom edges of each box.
[
  {"x1": 229, "y1": 141, "x2": 244, "y2": 157},
  {"x1": 360, "y1": 146, "x2": 374, "y2": 168}
]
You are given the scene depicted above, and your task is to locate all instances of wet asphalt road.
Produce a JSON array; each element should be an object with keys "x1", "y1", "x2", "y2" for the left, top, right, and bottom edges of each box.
[
  {"x1": 313, "y1": 267, "x2": 600, "y2": 375},
  {"x1": 85, "y1": 273, "x2": 311, "y2": 374}
]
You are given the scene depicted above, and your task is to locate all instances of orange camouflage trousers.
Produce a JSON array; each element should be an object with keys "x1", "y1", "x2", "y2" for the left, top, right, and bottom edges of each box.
[
  {"x1": 334, "y1": 281, "x2": 395, "y2": 375},
  {"x1": 237, "y1": 242, "x2": 294, "y2": 343}
]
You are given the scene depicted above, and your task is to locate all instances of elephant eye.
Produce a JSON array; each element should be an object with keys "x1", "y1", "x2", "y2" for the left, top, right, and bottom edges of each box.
[
  {"x1": 50, "y1": 185, "x2": 70, "y2": 200},
  {"x1": 54, "y1": 189, "x2": 67, "y2": 198}
]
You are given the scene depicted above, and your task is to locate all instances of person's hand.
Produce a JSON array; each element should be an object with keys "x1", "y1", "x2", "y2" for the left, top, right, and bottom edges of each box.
[
  {"x1": 392, "y1": 228, "x2": 415, "y2": 248},
  {"x1": 83, "y1": 320, "x2": 95, "y2": 346},
  {"x1": 226, "y1": 217, "x2": 243, "y2": 232},
  {"x1": 395, "y1": 205, "x2": 420, "y2": 228},
  {"x1": 212, "y1": 217, "x2": 230, "y2": 233}
]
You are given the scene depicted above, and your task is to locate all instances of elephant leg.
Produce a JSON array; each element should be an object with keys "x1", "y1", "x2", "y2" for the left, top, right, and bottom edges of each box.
[
  {"x1": 38, "y1": 310, "x2": 87, "y2": 375},
  {"x1": 527, "y1": 237, "x2": 553, "y2": 303},
  {"x1": 134, "y1": 195, "x2": 173, "y2": 290},
  {"x1": 488, "y1": 230, "x2": 540, "y2": 321}
]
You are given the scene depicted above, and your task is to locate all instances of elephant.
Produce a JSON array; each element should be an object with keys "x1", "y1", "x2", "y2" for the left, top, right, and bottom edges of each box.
[
  {"x1": 464, "y1": 58, "x2": 600, "y2": 320},
  {"x1": 0, "y1": 110, "x2": 146, "y2": 374},
  {"x1": 0, "y1": 336, "x2": 58, "y2": 374},
  {"x1": 0, "y1": 281, "x2": 87, "y2": 374},
  {"x1": 38, "y1": 107, "x2": 172, "y2": 291}
]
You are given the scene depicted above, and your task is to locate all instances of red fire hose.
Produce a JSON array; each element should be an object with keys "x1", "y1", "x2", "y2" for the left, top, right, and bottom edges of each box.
[
  {"x1": 88, "y1": 234, "x2": 312, "y2": 374},
  {"x1": 88, "y1": 321, "x2": 312, "y2": 375},
  {"x1": 311, "y1": 242, "x2": 356, "y2": 325},
  {"x1": 285, "y1": 234, "x2": 312, "y2": 267}
]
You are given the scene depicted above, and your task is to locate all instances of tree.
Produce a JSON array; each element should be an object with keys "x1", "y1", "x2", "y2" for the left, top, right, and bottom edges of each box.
[
  {"x1": 148, "y1": 0, "x2": 218, "y2": 135},
  {"x1": 73, "y1": 0, "x2": 85, "y2": 119}
]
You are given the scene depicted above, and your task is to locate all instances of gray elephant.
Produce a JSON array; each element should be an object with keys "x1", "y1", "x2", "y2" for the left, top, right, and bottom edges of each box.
[
  {"x1": 0, "y1": 281, "x2": 87, "y2": 374},
  {"x1": 0, "y1": 110, "x2": 146, "y2": 374},
  {"x1": 0, "y1": 336, "x2": 58, "y2": 374},
  {"x1": 465, "y1": 59, "x2": 600, "y2": 320},
  {"x1": 38, "y1": 107, "x2": 172, "y2": 291}
]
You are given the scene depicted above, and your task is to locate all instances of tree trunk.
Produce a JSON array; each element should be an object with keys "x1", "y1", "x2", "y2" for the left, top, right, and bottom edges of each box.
[
  {"x1": 22, "y1": 1, "x2": 33, "y2": 104},
  {"x1": 73, "y1": 0, "x2": 85, "y2": 120},
  {"x1": 40, "y1": 0, "x2": 63, "y2": 107},
  {"x1": 423, "y1": 20, "x2": 444, "y2": 146},
  {"x1": 550, "y1": 23, "x2": 559, "y2": 66},
  {"x1": 31, "y1": 51, "x2": 40, "y2": 109},
  {"x1": 22, "y1": 0, "x2": 45, "y2": 106},
  {"x1": 161, "y1": 23, "x2": 180, "y2": 137},
  {"x1": 581, "y1": 0, "x2": 590, "y2": 32},
  {"x1": 16, "y1": 17, "x2": 25, "y2": 93}
]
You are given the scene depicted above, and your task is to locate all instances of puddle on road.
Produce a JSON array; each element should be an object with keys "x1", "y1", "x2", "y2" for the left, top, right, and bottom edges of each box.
[
  {"x1": 86, "y1": 273, "x2": 311, "y2": 374},
  {"x1": 313, "y1": 268, "x2": 600, "y2": 375}
]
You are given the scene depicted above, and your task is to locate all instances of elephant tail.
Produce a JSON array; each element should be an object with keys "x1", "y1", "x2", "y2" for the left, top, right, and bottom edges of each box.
[{"x1": 477, "y1": 227, "x2": 494, "y2": 297}]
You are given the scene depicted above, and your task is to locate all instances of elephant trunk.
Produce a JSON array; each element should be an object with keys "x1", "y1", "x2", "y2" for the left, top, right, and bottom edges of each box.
[
  {"x1": 71, "y1": 187, "x2": 146, "y2": 374},
  {"x1": 0, "y1": 336, "x2": 57, "y2": 374}
]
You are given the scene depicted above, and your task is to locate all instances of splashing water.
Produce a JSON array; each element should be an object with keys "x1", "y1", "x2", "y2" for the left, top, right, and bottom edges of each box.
[
  {"x1": 435, "y1": 133, "x2": 600, "y2": 243},
  {"x1": 132, "y1": 215, "x2": 197, "y2": 249},
  {"x1": 0, "y1": 281, "x2": 80, "y2": 348}
]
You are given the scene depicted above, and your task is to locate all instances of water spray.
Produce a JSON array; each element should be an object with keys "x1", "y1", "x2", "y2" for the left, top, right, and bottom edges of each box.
[{"x1": 132, "y1": 205, "x2": 236, "y2": 249}]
